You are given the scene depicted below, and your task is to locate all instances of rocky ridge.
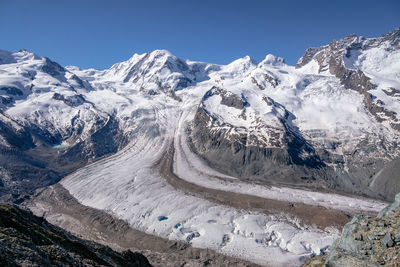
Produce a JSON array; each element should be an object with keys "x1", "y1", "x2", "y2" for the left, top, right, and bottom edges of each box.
[
  {"x1": 188, "y1": 86, "x2": 327, "y2": 185},
  {"x1": 0, "y1": 202, "x2": 151, "y2": 266},
  {"x1": 296, "y1": 28, "x2": 400, "y2": 132},
  {"x1": 304, "y1": 192, "x2": 400, "y2": 267}
]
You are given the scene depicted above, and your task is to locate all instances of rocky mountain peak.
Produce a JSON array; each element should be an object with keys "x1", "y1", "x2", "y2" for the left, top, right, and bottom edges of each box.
[
  {"x1": 0, "y1": 29, "x2": 399, "y2": 206},
  {"x1": 375, "y1": 27, "x2": 400, "y2": 48},
  {"x1": 260, "y1": 54, "x2": 285, "y2": 66},
  {"x1": 191, "y1": 85, "x2": 325, "y2": 181},
  {"x1": 0, "y1": 49, "x2": 40, "y2": 65},
  {"x1": 104, "y1": 49, "x2": 207, "y2": 92},
  {"x1": 296, "y1": 28, "x2": 400, "y2": 71},
  {"x1": 148, "y1": 48, "x2": 174, "y2": 58},
  {"x1": 1, "y1": 29, "x2": 400, "y2": 266},
  {"x1": 295, "y1": 28, "x2": 400, "y2": 133},
  {"x1": 225, "y1": 55, "x2": 257, "y2": 71}
]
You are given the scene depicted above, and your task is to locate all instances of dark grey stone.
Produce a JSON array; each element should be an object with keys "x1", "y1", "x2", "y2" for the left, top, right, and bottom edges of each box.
[
  {"x1": 381, "y1": 233, "x2": 394, "y2": 248},
  {"x1": 0, "y1": 86, "x2": 23, "y2": 96}
]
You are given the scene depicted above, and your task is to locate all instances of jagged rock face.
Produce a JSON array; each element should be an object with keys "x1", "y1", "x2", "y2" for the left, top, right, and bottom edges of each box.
[
  {"x1": 0, "y1": 112, "x2": 128, "y2": 203},
  {"x1": 0, "y1": 115, "x2": 34, "y2": 150},
  {"x1": 61, "y1": 116, "x2": 129, "y2": 162},
  {"x1": 296, "y1": 28, "x2": 400, "y2": 132},
  {"x1": 325, "y1": 193, "x2": 400, "y2": 267},
  {"x1": 189, "y1": 86, "x2": 329, "y2": 185},
  {"x1": 0, "y1": 203, "x2": 152, "y2": 266}
]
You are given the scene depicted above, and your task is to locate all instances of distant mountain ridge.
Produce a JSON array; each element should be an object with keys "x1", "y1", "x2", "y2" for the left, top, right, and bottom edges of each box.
[{"x1": 0, "y1": 28, "x2": 399, "y2": 204}]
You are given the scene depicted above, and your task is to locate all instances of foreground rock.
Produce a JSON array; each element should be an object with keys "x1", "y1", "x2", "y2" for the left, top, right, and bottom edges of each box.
[
  {"x1": 0, "y1": 203, "x2": 151, "y2": 266},
  {"x1": 304, "y1": 192, "x2": 400, "y2": 266}
]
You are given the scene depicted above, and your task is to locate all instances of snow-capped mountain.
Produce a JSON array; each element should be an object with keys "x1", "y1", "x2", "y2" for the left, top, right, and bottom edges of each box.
[
  {"x1": 67, "y1": 49, "x2": 220, "y2": 97},
  {"x1": 189, "y1": 30, "x2": 400, "y2": 200},
  {"x1": 0, "y1": 49, "x2": 128, "y2": 202},
  {"x1": 0, "y1": 49, "x2": 108, "y2": 147},
  {"x1": 0, "y1": 28, "x2": 399, "y2": 267},
  {"x1": 296, "y1": 28, "x2": 400, "y2": 132},
  {"x1": 1, "y1": 29, "x2": 399, "y2": 202}
]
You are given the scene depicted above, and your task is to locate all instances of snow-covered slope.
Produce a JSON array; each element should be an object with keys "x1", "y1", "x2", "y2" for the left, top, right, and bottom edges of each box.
[
  {"x1": 0, "y1": 49, "x2": 108, "y2": 147},
  {"x1": 0, "y1": 50, "x2": 128, "y2": 202},
  {"x1": 67, "y1": 49, "x2": 220, "y2": 96},
  {"x1": 296, "y1": 28, "x2": 400, "y2": 131},
  {"x1": 1, "y1": 29, "x2": 399, "y2": 266},
  {"x1": 189, "y1": 41, "x2": 400, "y2": 197}
]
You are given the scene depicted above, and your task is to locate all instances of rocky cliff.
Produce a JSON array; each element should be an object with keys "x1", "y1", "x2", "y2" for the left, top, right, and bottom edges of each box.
[
  {"x1": 0, "y1": 203, "x2": 151, "y2": 266},
  {"x1": 305, "y1": 192, "x2": 400, "y2": 266},
  {"x1": 188, "y1": 86, "x2": 330, "y2": 186}
]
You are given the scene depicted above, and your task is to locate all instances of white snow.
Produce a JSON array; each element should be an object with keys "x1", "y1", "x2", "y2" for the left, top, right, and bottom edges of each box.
[
  {"x1": 173, "y1": 114, "x2": 387, "y2": 213},
  {"x1": 60, "y1": 98, "x2": 340, "y2": 266},
  {"x1": 342, "y1": 39, "x2": 400, "y2": 122},
  {"x1": 0, "y1": 50, "x2": 107, "y2": 145},
  {"x1": 1, "y1": 34, "x2": 399, "y2": 266},
  {"x1": 58, "y1": 70, "x2": 388, "y2": 266}
]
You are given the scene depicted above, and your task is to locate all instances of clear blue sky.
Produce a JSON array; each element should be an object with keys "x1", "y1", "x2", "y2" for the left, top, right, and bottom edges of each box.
[{"x1": 0, "y1": 0, "x2": 399, "y2": 69}]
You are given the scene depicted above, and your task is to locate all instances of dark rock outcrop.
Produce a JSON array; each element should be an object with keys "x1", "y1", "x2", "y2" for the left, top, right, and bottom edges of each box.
[
  {"x1": 0, "y1": 118, "x2": 34, "y2": 150},
  {"x1": 52, "y1": 93, "x2": 86, "y2": 107},
  {"x1": 0, "y1": 203, "x2": 152, "y2": 266},
  {"x1": 0, "y1": 86, "x2": 23, "y2": 96},
  {"x1": 41, "y1": 57, "x2": 65, "y2": 77},
  {"x1": 323, "y1": 192, "x2": 400, "y2": 267},
  {"x1": 189, "y1": 87, "x2": 330, "y2": 187}
]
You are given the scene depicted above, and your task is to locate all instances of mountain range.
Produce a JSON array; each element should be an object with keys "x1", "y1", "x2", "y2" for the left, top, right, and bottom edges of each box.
[{"x1": 0, "y1": 28, "x2": 399, "y2": 266}]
